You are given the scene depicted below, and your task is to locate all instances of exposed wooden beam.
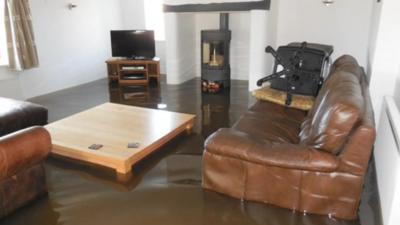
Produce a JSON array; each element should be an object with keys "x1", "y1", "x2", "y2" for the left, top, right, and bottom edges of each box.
[{"x1": 163, "y1": 0, "x2": 271, "y2": 13}]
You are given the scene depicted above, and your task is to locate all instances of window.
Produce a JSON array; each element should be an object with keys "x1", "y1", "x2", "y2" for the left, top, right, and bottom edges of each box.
[
  {"x1": 0, "y1": 0, "x2": 9, "y2": 65},
  {"x1": 144, "y1": 0, "x2": 165, "y2": 41}
]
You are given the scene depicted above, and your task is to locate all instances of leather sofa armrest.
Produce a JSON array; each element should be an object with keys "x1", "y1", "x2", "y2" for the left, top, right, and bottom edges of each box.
[
  {"x1": 0, "y1": 126, "x2": 51, "y2": 180},
  {"x1": 205, "y1": 128, "x2": 339, "y2": 172},
  {"x1": 0, "y1": 97, "x2": 48, "y2": 136}
]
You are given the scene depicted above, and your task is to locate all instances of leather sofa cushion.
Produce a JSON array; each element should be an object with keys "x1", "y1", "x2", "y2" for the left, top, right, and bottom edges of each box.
[
  {"x1": 249, "y1": 100, "x2": 307, "y2": 124},
  {"x1": 0, "y1": 98, "x2": 48, "y2": 137},
  {"x1": 299, "y1": 71, "x2": 363, "y2": 154},
  {"x1": 234, "y1": 111, "x2": 301, "y2": 143},
  {"x1": 233, "y1": 101, "x2": 307, "y2": 143},
  {"x1": 205, "y1": 128, "x2": 339, "y2": 172}
]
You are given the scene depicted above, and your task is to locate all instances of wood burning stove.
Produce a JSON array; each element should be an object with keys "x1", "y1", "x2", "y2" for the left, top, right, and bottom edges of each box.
[{"x1": 201, "y1": 13, "x2": 231, "y2": 93}]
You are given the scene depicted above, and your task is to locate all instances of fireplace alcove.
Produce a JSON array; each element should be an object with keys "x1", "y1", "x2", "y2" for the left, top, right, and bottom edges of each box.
[
  {"x1": 164, "y1": 0, "x2": 273, "y2": 92},
  {"x1": 201, "y1": 13, "x2": 231, "y2": 93}
]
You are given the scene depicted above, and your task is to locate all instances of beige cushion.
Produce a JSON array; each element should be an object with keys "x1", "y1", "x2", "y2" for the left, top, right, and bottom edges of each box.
[{"x1": 252, "y1": 86, "x2": 315, "y2": 111}]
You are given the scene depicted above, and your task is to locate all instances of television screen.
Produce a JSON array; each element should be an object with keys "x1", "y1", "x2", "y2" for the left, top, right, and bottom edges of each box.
[{"x1": 111, "y1": 30, "x2": 156, "y2": 59}]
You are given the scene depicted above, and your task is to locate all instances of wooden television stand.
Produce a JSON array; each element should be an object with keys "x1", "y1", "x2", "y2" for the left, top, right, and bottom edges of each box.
[{"x1": 106, "y1": 58, "x2": 160, "y2": 86}]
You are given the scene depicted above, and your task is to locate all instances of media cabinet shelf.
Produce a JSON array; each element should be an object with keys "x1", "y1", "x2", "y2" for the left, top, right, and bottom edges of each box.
[
  {"x1": 120, "y1": 69, "x2": 147, "y2": 73},
  {"x1": 106, "y1": 59, "x2": 160, "y2": 86}
]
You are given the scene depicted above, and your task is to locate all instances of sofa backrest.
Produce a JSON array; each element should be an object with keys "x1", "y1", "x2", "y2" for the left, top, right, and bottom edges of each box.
[
  {"x1": 302, "y1": 55, "x2": 363, "y2": 121},
  {"x1": 299, "y1": 55, "x2": 365, "y2": 155},
  {"x1": 337, "y1": 72, "x2": 376, "y2": 175}
]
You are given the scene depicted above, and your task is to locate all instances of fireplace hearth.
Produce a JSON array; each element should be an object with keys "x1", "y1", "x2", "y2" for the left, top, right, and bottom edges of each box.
[{"x1": 201, "y1": 13, "x2": 231, "y2": 93}]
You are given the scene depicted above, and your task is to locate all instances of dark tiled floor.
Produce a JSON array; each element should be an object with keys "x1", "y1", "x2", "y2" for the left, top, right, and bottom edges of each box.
[{"x1": 1, "y1": 77, "x2": 382, "y2": 225}]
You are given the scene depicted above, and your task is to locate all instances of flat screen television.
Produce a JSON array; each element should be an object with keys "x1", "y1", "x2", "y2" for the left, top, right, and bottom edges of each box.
[{"x1": 111, "y1": 30, "x2": 156, "y2": 59}]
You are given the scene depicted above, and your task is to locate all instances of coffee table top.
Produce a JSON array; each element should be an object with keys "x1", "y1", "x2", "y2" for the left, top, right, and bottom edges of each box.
[{"x1": 45, "y1": 103, "x2": 196, "y2": 174}]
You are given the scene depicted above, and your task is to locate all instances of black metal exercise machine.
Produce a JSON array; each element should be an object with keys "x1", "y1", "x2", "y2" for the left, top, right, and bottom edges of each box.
[{"x1": 257, "y1": 42, "x2": 334, "y2": 106}]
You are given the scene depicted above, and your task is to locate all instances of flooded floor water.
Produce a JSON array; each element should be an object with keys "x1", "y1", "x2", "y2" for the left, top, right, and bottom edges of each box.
[{"x1": 1, "y1": 77, "x2": 382, "y2": 225}]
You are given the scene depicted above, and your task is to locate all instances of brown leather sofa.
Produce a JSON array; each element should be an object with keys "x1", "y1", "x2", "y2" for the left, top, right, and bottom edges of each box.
[
  {"x1": 0, "y1": 98, "x2": 51, "y2": 218},
  {"x1": 202, "y1": 55, "x2": 376, "y2": 220}
]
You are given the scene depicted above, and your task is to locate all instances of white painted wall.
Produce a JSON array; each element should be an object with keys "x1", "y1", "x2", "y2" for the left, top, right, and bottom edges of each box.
[
  {"x1": 0, "y1": 0, "x2": 170, "y2": 100},
  {"x1": 368, "y1": 0, "x2": 400, "y2": 123},
  {"x1": 156, "y1": 42, "x2": 167, "y2": 73},
  {"x1": 0, "y1": 0, "x2": 377, "y2": 99},
  {"x1": 21, "y1": 0, "x2": 123, "y2": 98},
  {"x1": 168, "y1": 0, "x2": 374, "y2": 89},
  {"x1": 367, "y1": 0, "x2": 383, "y2": 79},
  {"x1": 366, "y1": 1, "x2": 400, "y2": 225},
  {"x1": 0, "y1": 0, "x2": 123, "y2": 99},
  {"x1": 276, "y1": 0, "x2": 374, "y2": 67},
  {"x1": 375, "y1": 97, "x2": 400, "y2": 225},
  {"x1": 230, "y1": 12, "x2": 251, "y2": 81},
  {"x1": 0, "y1": 67, "x2": 23, "y2": 99},
  {"x1": 120, "y1": 0, "x2": 145, "y2": 29},
  {"x1": 165, "y1": 13, "x2": 197, "y2": 84},
  {"x1": 248, "y1": 8, "x2": 278, "y2": 91},
  {"x1": 119, "y1": 0, "x2": 167, "y2": 74}
]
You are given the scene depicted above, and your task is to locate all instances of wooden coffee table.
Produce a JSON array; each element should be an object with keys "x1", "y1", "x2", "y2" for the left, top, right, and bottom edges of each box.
[{"x1": 45, "y1": 103, "x2": 195, "y2": 174}]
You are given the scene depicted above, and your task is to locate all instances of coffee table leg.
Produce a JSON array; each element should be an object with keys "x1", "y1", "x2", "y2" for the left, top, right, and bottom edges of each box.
[
  {"x1": 116, "y1": 163, "x2": 131, "y2": 175},
  {"x1": 116, "y1": 171, "x2": 133, "y2": 182},
  {"x1": 185, "y1": 120, "x2": 194, "y2": 135}
]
